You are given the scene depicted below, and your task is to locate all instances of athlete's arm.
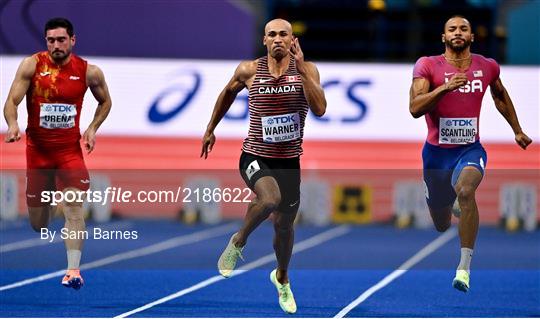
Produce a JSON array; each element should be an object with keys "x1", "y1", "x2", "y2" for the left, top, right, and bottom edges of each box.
[
  {"x1": 290, "y1": 38, "x2": 326, "y2": 116},
  {"x1": 201, "y1": 60, "x2": 256, "y2": 159},
  {"x1": 490, "y1": 78, "x2": 532, "y2": 149},
  {"x1": 84, "y1": 64, "x2": 112, "y2": 154},
  {"x1": 409, "y1": 74, "x2": 467, "y2": 118},
  {"x1": 3, "y1": 57, "x2": 36, "y2": 143}
]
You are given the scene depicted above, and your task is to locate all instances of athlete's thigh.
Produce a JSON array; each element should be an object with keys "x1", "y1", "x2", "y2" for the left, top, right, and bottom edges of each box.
[
  {"x1": 275, "y1": 158, "x2": 300, "y2": 214},
  {"x1": 239, "y1": 151, "x2": 275, "y2": 189},
  {"x1": 26, "y1": 146, "x2": 55, "y2": 207},
  {"x1": 451, "y1": 142, "x2": 487, "y2": 188},
  {"x1": 55, "y1": 145, "x2": 90, "y2": 192},
  {"x1": 422, "y1": 143, "x2": 456, "y2": 209}
]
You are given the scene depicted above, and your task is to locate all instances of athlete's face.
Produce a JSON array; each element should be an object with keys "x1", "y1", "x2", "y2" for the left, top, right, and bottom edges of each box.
[
  {"x1": 264, "y1": 20, "x2": 293, "y2": 60},
  {"x1": 442, "y1": 18, "x2": 474, "y2": 52},
  {"x1": 46, "y1": 28, "x2": 75, "y2": 63}
]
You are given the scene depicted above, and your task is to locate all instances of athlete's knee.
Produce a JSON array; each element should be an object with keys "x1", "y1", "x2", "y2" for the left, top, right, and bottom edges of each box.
[
  {"x1": 258, "y1": 193, "x2": 281, "y2": 213},
  {"x1": 28, "y1": 207, "x2": 51, "y2": 232},
  {"x1": 456, "y1": 184, "x2": 476, "y2": 202},
  {"x1": 63, "y1": 204, "x2": 85, "y2": 223},
  {"x1": 429, "y1": 207, "x2": 451, "y2": 232},
  {"x1": 30, "y1": 219, "x2": 48, "y2": 232},
  {"x1": 434, "y1": 222, "x2": 451, "y2": 232}
]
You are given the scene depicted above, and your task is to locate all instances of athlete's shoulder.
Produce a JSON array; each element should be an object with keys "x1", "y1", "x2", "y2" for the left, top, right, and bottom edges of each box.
[
  {"x1": 472, "y1": 53, "x2": 498, "y2": 66},
  {"x1": 86, "y1": 63, "x2": 105, "y2": 87},
  {"x1": 413, "y1": 56, "x2": 440, "y2": 79},
  {"x1": 17, "y1": 54, "x2": 38, "y2": 77},
  {"x1": 415, "y1": 55, "x2": 442, "y2": 65},
  {"x1": 235, "y1": 59, "x2": 257, "y2": 80},
  {"x1": 71, "y1": 53, "x2": 87, "y2": 63},
  {"x1": 472, "y1": 54, "x2": 500, "y2": 82}
]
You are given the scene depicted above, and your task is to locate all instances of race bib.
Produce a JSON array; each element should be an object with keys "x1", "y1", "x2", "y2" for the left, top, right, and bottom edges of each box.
[
  {"x1": 40, "y1": 103, "x2": 77, "y2": 129},
  {"x1": 261, "y1": 112, "x2": 301, "y2": 143},
  {"x1": 439, "y1": 117, "x2": 477, "y2": 144}
]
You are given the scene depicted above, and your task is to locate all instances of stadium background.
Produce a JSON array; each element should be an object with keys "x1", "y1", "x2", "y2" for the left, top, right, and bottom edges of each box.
[{"x1": 0, "y1": 1, "x2": 539, "y2": 317}]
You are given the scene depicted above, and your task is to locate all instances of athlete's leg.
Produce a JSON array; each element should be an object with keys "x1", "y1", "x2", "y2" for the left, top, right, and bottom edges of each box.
[
  {"x1": 424, "y1": 169, "x2": 455, "y2": 232},
  {"x1": 26, "y1": 166, "x2": 55, "y2": 231},
  {"x1": 273, "y1": 210, "x2": 297, "y2": 284},
  {"x1": 450, "y1": 144, "x2": 486, "y2": 292},
  {"x1": 428, "y1": 206, "x2": 452, "y2": 232},
  {"x1": 28, "y1": 206, "x2": 54, "y2": 231},
  {"x1": 235, "y1": 176, "x2": 281, "y2": 247},
  {"x1": 454, "y1": 167, "x2": 483, "y2": 249},
  {"x1": 61, "y1": 187, "x2": 86, "y2": 269}
]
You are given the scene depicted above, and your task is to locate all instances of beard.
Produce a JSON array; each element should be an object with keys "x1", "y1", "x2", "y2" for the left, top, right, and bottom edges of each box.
[
  {"x1": 445, "y1": 37, "x2": 471, "y2": 52},
  {"x1": 50, "y1": 49, "x2": 71, "y2": 63},
  {"x1": 270, "y1": 46, "x2": 287, "y2": 60}
]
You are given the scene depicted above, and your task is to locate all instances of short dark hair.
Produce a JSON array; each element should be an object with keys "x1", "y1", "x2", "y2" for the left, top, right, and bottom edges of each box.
[
  {"x1": 444, "y1": 15, "x2": 472, "y2": 31},
  {"x1": 44, "y1": 17, "x2": 74, "y2": 37}
]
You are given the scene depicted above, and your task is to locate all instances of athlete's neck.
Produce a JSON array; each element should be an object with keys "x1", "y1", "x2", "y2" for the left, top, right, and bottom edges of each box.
[
  {"x1": 443, "y1": 50, "x2": 472, "y2": 69},
  {"x1": 267, "y1": 54, "x2": 290, "y2": 78},
  {"x1": 48, "y1": 53, "x2": 72, "y2": 66}
]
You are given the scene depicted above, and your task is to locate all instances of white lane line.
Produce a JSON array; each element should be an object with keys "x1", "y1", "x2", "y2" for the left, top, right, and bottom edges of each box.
[
  {"x1": 115, "y1": 225, "x2": 351, "y2": 318},
  {"x1": 0, "y1": 221, "x2": 134, "y2": 253},
  {"x1": 0, "y1": 222, "x2": 238, "y2": 292},
  {"x1": 334, "y1": 228, "x2": 458, "y2": 318}
]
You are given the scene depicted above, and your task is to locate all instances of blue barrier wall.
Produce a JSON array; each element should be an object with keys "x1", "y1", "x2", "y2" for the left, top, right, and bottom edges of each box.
[{"x1": 0, "y1": 0, "x2": 255, "y2": 59}]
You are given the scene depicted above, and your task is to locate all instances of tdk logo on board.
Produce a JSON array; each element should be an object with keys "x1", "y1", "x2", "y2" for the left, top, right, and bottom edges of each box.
[{"x1": 446, "y1": 119, "x2": 473, "y2": 126}]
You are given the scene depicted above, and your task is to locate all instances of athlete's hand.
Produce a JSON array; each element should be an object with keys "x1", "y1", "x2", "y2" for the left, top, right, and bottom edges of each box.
[
  {"x1": 290, "y1": 37, "x2": 307, "y2": 75},
  {"x1": 4, "y1": 124, "x2": 21, "y2": 143},
  {"x1": 444, "y1": 73, "x2": 468, "y2": 91},
  {"x1": 83, "y1": 128, "x2": 96, "y2": 154},
  {"x1": 515, "y1": 131, "x2": 532, "y2": 150},
  {"x1": 200, "y1": 130, "x2": 215, "y2": 159}
]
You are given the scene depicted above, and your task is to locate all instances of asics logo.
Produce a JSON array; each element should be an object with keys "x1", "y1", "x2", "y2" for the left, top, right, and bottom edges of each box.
[
  {"x1": 80, "y1": 179, "x2": 90, "y2": 184},
  {"x1": 40, "y1": 72, "x2": 51, "y2": 76}
]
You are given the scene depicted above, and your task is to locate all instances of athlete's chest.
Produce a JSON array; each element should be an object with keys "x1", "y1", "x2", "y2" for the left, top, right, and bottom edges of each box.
[
  {"x1": 32, "y1": 64, "x2": 87, "y2": 101},
  {"x1": 249, "y1": 72, "x2": 304, "y2": 102},
  {"x1": 432, "y1": 63, "x2": 490, "y2": 96}
]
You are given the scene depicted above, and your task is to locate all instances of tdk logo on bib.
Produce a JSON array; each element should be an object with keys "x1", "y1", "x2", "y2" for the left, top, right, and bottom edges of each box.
[
  {"x1": 262, "y1": 112, "x2": 301, "y2": 143},
  {"x1": 45, "y1": 104, "x2": 74, "y2": 113},
  {"x1": 439, "y1": 117, "x2": 477, "y2": 144},
  {"x1": 445, "y1": 119, "x2": 474, "y2": 127},
  {"x1": 266, "y1": 114, "x2": 296, "y2": 125}
]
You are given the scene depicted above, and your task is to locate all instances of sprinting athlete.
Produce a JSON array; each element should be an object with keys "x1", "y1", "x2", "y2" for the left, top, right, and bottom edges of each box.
[
  {"x1": 3, "y1": 17, "x2": 112, "y2": 289},
  {"x1": 201, "y1": 18, "x2": 326, "y2": 313},
  {"x1": 409, "y1": 15, "x2": 531, "y2": 292}
]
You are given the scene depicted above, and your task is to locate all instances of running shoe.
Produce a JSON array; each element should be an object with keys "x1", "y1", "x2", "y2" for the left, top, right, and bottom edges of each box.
[
  {"x1": 61, "y1": 269, "x2": 84, "y2": 290},
  {"x1": 452, "y1": 269, "x2": 470, "y2": 292},
  {"x1": 270, "y1": 269, "x2": 297, "y2": 314},
  {"x1": 217, "y1": 233, "x2": 244, "y2": 278}
]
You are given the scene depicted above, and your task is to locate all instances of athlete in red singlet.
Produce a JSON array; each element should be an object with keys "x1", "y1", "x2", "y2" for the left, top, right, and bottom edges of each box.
[
  {"x1": 409, "y1": 16, "x2": 531, "y2": 292},
  {"x1": 3, "y1": 17, "x2": 112, "y2": 290},
  {"x1": 201, "y1": 19, "x2": 326, "y2": 313}
]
